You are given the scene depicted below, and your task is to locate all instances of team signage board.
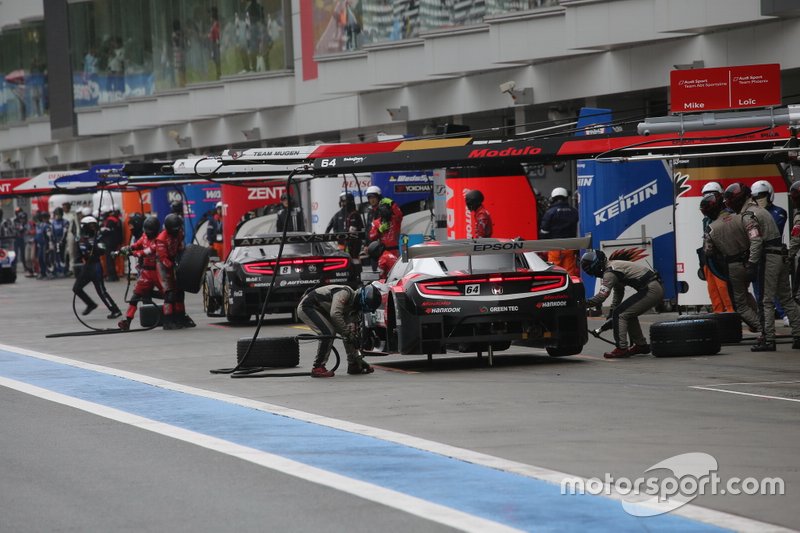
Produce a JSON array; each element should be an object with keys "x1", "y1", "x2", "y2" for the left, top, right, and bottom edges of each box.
[{"x1": 670, "y1": 64, "x2": 781, "y2": 113}]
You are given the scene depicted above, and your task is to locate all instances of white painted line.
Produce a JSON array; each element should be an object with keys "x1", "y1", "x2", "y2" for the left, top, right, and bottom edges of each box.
[
  {"x1": 694, "y1": 380, "x2": 800, "y2": 387},
  {"x1": 0, "y1": 343, "x2": 789, "y2": 533},
  {"x1": 690, "y1": 385, "x2": 800, "y2": 404},
  {"x1": 0, "y1": 375, "x2": 522, "y2": 533}
]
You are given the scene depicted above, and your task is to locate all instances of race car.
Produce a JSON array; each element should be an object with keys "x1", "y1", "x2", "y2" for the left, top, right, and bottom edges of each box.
[
  {"x1": 0, "y1": 240, "x2": 17, "y2": 284},
  {"x1": 368, "y1": 237, "x2": 590, "y2": 358},
  {"x1": 203, "y1": 232, "x2": 361, "y2": 322}
]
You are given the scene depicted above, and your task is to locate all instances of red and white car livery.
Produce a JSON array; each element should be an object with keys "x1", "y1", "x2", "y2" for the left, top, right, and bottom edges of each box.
[{"x1": 371, "y1": 237, "x2": 590, "y2": 357}]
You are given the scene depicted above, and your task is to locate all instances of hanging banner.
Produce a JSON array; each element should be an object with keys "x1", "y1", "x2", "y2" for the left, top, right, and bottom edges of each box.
[
  {"x1": 220, "y1": 181, "x2": 287, "y2": 258},
  {"x1": 673, "y1": 163, "x2": 788, "y2": 306},
  {"x1": 578, "y1": 159, "x2": 676, "y2": 302}
]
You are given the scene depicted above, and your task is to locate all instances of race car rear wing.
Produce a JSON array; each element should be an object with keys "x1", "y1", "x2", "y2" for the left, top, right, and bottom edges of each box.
[
  {"x1": 233, "y1": 231, "x2": 364, "y2": 248},
  {"x1": 401, "y1": 235, "x2": 592, "y2": 261}
]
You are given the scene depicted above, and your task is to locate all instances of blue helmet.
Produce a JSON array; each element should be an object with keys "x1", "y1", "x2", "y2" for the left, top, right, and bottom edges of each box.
[
  {"x1": 357, "y1": 284, "x2": 382, "y2": 312},
  {"x1": 580, "y1": 249, "x2": 607, "y2": 278}
]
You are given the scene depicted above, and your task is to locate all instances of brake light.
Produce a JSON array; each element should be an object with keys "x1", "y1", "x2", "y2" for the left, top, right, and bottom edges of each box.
[
  {"x1": 417, "y1": 280, "x2": 460, "y2": 296},
  {"x1": 530, "y1": 274, "x2": 566, "y2": 292},
  {"x1": 243, "y1": 257, "x2": 349, "y2": 276}
]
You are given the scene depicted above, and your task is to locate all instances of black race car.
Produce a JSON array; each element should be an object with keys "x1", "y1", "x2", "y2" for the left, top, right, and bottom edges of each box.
[
  {"x1": 369, "y1": 237, "x2": 590, "y2": 359},
  {"x1": 203, "y1": 232, "x2": 361, "y2": 322}
]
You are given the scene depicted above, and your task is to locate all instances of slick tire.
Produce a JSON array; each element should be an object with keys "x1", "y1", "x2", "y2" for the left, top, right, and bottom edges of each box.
[
  {"x1": 236, "y1": 336, "x2": 300, "y2": 368},
  {"x1": 677, "y1": 312, "x2": 742, "y2": 344},
  {"x1": 650, "y1": 319, "x2": 721, "y2": 357},
  {"x1": 546, "y1": 344, "x2": 583, "y2": 357},
  {"x1": 176, "y1": 244, "x2": 210, "y2": 294}
]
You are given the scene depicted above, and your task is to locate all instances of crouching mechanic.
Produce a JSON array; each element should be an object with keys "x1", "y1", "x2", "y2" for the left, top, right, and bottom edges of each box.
[
  {"x1": 117, "y1": 216, "x2": 162, "y2": 330},
  {"x1": 297, "y1": 284, "x2": 382, "y2": 377},
  {"x1": 156, "y1": 213, "x2": 195, "y2": 330},
  {"x1": 581, "y1": 249, "x2": 664, "y2": 359}
]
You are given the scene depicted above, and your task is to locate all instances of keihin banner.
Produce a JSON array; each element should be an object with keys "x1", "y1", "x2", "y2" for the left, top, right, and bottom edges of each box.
[{"x1": 578, "y1": 159, "x2": 676, "y2": 301}]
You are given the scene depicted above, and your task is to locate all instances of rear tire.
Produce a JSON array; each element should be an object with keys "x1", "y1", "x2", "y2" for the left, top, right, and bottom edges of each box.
[
  {"x1": 176, "y1": 244, "x2": 209, "y2": 294},
  {"x1": 651, "y1": 319, "x2": 720, "y2": 357},
  {"x1": 546, "y1": 344, "x2": 582, "y2": 357},
  {"x1": 236, "y1": 337, "x2": 299, "y2": 368}
]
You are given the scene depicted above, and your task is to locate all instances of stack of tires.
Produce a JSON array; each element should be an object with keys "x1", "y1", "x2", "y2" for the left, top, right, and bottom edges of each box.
[
  {"x1": 649, "y1": 312, "x2": 741, "y2": 357},
  {"x1": 236, "y1": 337, "x2": 300, "y2": 368}
]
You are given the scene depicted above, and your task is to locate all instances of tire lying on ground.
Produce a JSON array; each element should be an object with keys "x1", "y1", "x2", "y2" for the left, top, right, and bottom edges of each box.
[
  {"x1": 650, "y1": 319, "x2": 721, "y2": 357},
  {"x1": 677, "y1": 312, "x2": 742, "y2": 344},
  {"x1": 176, "y1": 244, "x2": 210, "y2": 294},
  {"x1": 236, "y1": 336, "x2": 300, "y2": 368}
]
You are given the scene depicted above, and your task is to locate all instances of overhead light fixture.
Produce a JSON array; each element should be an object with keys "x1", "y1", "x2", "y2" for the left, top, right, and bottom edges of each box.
[
  {"x1": 499, "y1": 81, "x2": 534, "y2": 106},
  {"x1": 387, "y1": 106, "x2": 409, "y2": 121},
  {"x1": 44, "y1": 155, "x2": 59, "y2": 166},
  {"x1": 673, "y1": 60, "x2": 705, "y2": 70},
  {"x1": 242, "y1": 127, "x2": 261, "y2": 141}
]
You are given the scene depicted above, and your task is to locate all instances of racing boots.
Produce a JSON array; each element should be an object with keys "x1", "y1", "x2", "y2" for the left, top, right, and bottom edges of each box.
[
  {"x1": 603, "y1": 347, "x2": 631, "y2": 359},
  {"x1": 162, "y1": 315, "x2": 183, "y2": 330},
  {"x1": 180, "y1": 314, "x2": 196, "y2": 328},
  {"x1": 82, "y1": 302, "x2": 98, "y2": 316},
  {"x1": 118, "y1": 318, "x2": 131, "y2": 331},
  {"x1": 626, "y1": 343, "x2": 651, "y2": 356},
  {"x1": 311, "y1": 365, "x2": 335, "y2": 378},
  {"x1": 107, "y1": 309, "x2": 122, "y2": 319},
  {"x1": 751, "y1": 339, "x2": 776, "y2": 352},
  {"x1": 347, "y1": 360, "x2": 374, "y2": 375}
]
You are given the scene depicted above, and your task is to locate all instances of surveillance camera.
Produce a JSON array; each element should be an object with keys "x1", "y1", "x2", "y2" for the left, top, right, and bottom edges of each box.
[
  {"x1": 499, "y1": 81, "x2": 516, "y2": 94},
  {"x1": 641, "y1": 129, "x2": 651, "y2": 136}
]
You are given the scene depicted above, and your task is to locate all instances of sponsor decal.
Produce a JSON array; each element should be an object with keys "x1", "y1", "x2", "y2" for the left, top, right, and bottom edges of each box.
[
  {"x1": 489, "y1": 305, "x2": 519, "y2": 312},
  {"x1": 465, "y1": 284, "x2": 480, "y2": 295},
  {"x1": 577, "y1": 175, "x2": 593, "y2": 187},
  {"x1": 473, "y1": 242, "x2": 524, "y2": 252},
  {"x1": 342, "y1": 156, "x2": 364, "y2": 164},
  {"x1": 491, "y1": 286, "x2": 503, "y2": 295},
  {"x1": 279, "y1": 279, "x2": 318, "y2": 287},
  {"x1": 233, "y1": 290, "x2": 243, "y2": 297},
  {"x1": 394, "y1": 184, "x2": 432, "y2": 193},
  {"x1": 235, "y1": 232, "x2": 361, "y2": 247},
  {"x1": 543, "y1": 294, "x2": 569, "y2": 300},
  {"x1": 425, "y1": 307, "x2": 462, "y2": 314},
  {"x1": 593, "y1": 180, "x2": 658, "y2": 225},
  {"x1": 247, "y1": 187, "x2": 284, "y2": 200},
  {"x1": 479, "y1": 307, "x2": 489, "y2": 313},
  {"x1": 308, "y1": 265, "x2": 317, "y2": 273},
  {"x1": 468, "y1": 146, "x2": 542, "y2": 158},
  {"x1": 537, "y1": 301, "x2": 568, "y2": 308},
  {"x1": 389, "y1": 174, "x2": 431, "y2": 182},
  {"x1": 250, "y1": 149, "x2": 302, "y2": 157},
  {"x1": 421, "y1": 300, "x2": 453, "y2": 307}
]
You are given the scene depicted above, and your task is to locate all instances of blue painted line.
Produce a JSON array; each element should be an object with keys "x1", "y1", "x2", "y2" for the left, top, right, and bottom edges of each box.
[{"x1": 0, "y1": 348, "x2": 728, "y2": 532}]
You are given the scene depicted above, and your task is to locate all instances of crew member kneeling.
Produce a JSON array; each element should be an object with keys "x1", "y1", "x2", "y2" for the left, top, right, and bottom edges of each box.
[
  {"x1": 581, "y1": 249, "x2": 663, "y2": 359},
  {"x1": 297, "y1": 284, "x2": 382, "y2": 377}
]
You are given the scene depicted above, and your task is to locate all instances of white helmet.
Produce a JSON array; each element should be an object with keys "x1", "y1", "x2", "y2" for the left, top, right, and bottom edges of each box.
[
  {"x1": 80, "y1": 216, "x2": 98, "y2": 226},
  {"x1": 550, "y1": 187, "x2": 568, "y2": 199},
  {"x1": 215, "y1": 201, "x2": 223, "y2": 208},
  {"x1": 81, "y1": 207, "x2": 92, "y2": 216},
  {"x1": 701, "y1": 182, "x2": 723, "y2": 195},
  {"x1": 101, "y1": 205, "x2": 113, "y2": 214},
  {"x1": 751, "y1": 180, "x2": 774, "y2": 202},
  {"x1": 365, "y1": 185, "x2": 381, "y2": 197}
]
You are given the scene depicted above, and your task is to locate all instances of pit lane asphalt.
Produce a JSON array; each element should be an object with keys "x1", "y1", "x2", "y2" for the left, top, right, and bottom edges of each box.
[{"x1": 1, "y1": 274, "x2": 797, "y2": 531}]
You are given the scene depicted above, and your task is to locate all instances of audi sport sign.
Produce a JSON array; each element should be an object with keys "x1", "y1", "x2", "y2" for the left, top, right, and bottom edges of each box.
[{"x1": 670, "y1": 63, "x2": 781, "y2": 113}]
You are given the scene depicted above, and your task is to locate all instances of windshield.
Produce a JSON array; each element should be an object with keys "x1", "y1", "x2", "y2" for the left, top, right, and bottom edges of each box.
[
  {"x1": 230, "y1": 242, "x2": 337, "y2": 261},
  {"x1": 411, "y1": 254, "x2": 516, "y2": 276}
]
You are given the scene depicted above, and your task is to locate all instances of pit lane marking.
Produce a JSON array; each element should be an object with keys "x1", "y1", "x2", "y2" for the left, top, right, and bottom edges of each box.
[
  {"x1": 690, "y1": 381, "x2": 800, "y2": 404},
  {"x1": 0, "y1": 343, "x2": 785, "y2": 532}
]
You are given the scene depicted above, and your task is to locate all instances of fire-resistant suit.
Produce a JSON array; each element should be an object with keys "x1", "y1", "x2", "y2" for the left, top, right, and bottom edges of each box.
[
  {"x1": 118, "y1": 233, "x2": 162, "y2": 329},
  {"x1": 73, "y1": 223, "x2": 122, "y2": 317},
  {"x1": 704, "y1": 210, "x2": 761, "y2": 331},
  {"x1": 155, "y1": 226, "x2": 188, "y2": 329},
  {"x1": 744, "y1": 199, "x2": 800, "y2": 349},
  {"x1": 585, "y1": 259, "x2": 663, "y2": 355}
]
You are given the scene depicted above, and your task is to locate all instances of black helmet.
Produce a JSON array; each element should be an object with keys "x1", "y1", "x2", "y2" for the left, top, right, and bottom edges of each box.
[
  {"x1": 357, "y1": 283, "x2": 382, "y2": 312},
  {"x1": 790, "y1": 181, "x2": 800, "y2": 208},
  {"x1": 367, "y1": 240, "x2": 385, "y2": 260},
  {"x1": 170, "y1": 200, "x2": 183, "y2": 215},
  {"x1": 465, "y1": 190, "x2": 484, "y2": 211},
  {"x1": 699, "y1": 192, "x2": 723, "y2": 219},
  {"x1": 580, "y1": 249, "x2": 607, "y2": 278},
  {"x1": 164, "y1": 213, "x2": 183, "y2": 236},
  {"x1": 340, "y1": 192, "x2": 355, "y2": 208},
  {"x1": 143, "y1": 216, "x2": 161, "y2": 239},
  {"x1": 723, "y1": 182, "x2": 751, "y2": 213}
]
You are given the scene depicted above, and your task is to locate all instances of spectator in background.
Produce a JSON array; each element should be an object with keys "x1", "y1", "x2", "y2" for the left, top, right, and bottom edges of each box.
[
  {"x1": 325, "y1": 192, "x2": 363, "y2": 258},
  {"x1": 171, "y1": 20, "x2": 186, "y2": 87},
  {"x1": 464, "y1": 189, "x2": 492, "y2": 238},
  {"x1": 13, "y1": 208, "x2": 29, "y2": 274},
  {"x1": 62, "y1": 202, "x2": 78, "y2": 276},
  {"x1": 107, "y1": 37, "x2": 126, "y2": 98},
  {"x1": 35, "y1": 211, "x2": 53, "y2": 279},
  {"x1": 83, "y1": 47, "x2": 98, "y2": 79},
  {"x1": 209, "y1": 7, "x2": 222, "y2": 79},
  {"x1": 540, "y1": 187, "x2": 580, "y2": 275},
  {"x1": 206, "y1": 202, "x2": 224, "y2": 259},
  {"x1": 51, "y1": 207, "x2": 68, "y2": 277},
  {"x1": 24, "y1": 212, "x2": 37, "y2": 277},
  {"x1": 276, "y1": 192, "x2": 305, "y2": 232}
]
